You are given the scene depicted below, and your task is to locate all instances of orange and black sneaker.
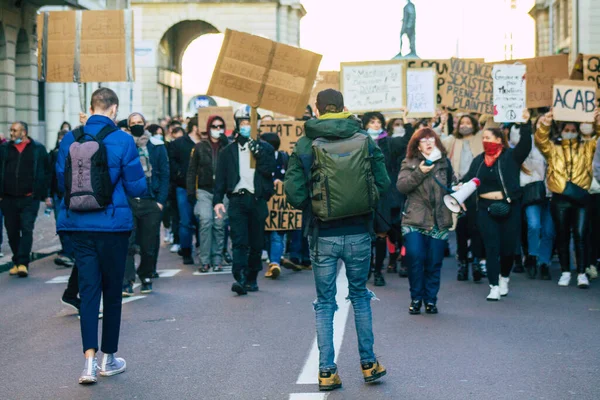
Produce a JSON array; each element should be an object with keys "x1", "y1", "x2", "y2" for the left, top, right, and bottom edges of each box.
[
  {"x1": 8, "y1": 265, "x2": 19, "y2": 276},
  {"x1": 361, "y1": 360, "x2": 386, "y2": 383},
  {"x1": 318, "y1": 369, "x2": 342, "y2": 391}
]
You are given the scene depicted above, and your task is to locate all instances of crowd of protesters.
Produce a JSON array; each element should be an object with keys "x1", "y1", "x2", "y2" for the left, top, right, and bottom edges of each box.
[{"x1": 2, "y1": 86, "x2": 599, "y2": 387}]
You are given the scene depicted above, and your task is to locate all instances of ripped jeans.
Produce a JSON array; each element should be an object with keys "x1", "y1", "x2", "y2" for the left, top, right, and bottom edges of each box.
[{"x1": 309, "y1": 233, "x2": 376, "y2": 371}]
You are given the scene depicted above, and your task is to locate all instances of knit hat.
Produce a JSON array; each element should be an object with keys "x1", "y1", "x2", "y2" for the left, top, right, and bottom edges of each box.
[{"x1": 316, "y1": 89, "x2": 344, "y2": 115}]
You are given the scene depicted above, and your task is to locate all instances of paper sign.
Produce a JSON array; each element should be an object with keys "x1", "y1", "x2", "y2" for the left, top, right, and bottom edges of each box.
[
  {"x1": 207, "y1": 29, "x2": 322, "y2": 119},
  {"x1": 443, "y1": 58, "x2": 494, "y2": 114},
  {"x1": 340, "y1": 60, "x2": 406, "y2": 113},
  {"x1": 406, "y1": 68, "x2": 437, "y2": 118},
  {"x1": 260, "y1": 120, "x2": 304, "y2": 154},
  {"x1": 407, "y1": 59, "x2": 483, "y2": 108},
  {"x1": 552, "y1": 80, "x2": 597, "y2": 122},
  {"x1": 265, "y1": 182, "x2": 302, "y2": 231},
  {"x1": 197, "y1": 106, "x2": 235, "y2": 133},
  {"x1": 37, "y1": 10, "x2": 134, "y2": 83},
  {"x1": 493, "y1": 64, "x2": 527, "y2": 123},
  {"x1": 309, "y1": 71, "x2": 340, "y2": 110},
  {"x1": 583, "y1": 55, "x2": 600, "y2": 106}
]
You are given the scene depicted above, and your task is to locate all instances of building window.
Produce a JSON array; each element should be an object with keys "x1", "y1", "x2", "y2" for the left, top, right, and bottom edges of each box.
[{"x1": 561, "y1": 0, "x2": 569, "y2": 41}]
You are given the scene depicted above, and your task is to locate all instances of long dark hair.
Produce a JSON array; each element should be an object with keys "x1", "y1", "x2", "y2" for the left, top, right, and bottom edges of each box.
[
  {"x1": 406, "y1": 128, "x2": 447, "y2": 159},
  {"x1": 553, "y1": 121, "x2": 581, "y2": 144},
  {"x1": 484, "y1": 128, "x2": 509, "y2": 149},
  {"x1": 455, "y1": 115, "x2": 480, "y2": 139}
]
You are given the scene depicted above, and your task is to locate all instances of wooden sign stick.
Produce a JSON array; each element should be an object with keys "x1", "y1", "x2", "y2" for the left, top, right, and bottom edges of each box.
[{"x1": 250, "y1": 106, "x2": 258, "y2": 169}]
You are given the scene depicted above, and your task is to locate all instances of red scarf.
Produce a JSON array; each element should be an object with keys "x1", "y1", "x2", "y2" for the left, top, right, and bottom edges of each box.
[{"x1": 483, "y1": 142, "x2": 503, "y2": 167}]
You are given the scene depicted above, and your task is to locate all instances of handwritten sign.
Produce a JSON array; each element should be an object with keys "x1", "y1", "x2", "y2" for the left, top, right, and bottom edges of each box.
[
  {"x1": 260, "y1": 120, "x2": 304, "y2": 154},
  {"x1": 309, "y1": 71, "x2": 340, "y2": 109},
  {"x1": 583, "y1": 55, "x2": 600, "y2": 106},
  {"x1": 552, "y1": 80, "x2": 597, "y2": 122},
  {"x1": 443, "y1": 58, "x2": 493, "y2": 114},
  {"x1": 492, "y1": 64, "x2": 526, "y2": 123},
  {"x1": 207, "y1": 29, "x2": 322, "y2": 119},
  {"x1": 37, "y1": 10, "x2": 134, "y2": 83},
  {"x1": 406, "y1": 68, "x2": 437, "y2": 118},
  {"x1": 407, "y1": 59, "x2": 483, "y2": 108},
  {"x1": 265, "y1": 182, "x2": 302, "y2": 231},
  {"x1": 197, "y1": 106, "x2": 235, "y2": 134},
  {"x1": 340, "y1": 60, "x2": 406, "y2": 113}
]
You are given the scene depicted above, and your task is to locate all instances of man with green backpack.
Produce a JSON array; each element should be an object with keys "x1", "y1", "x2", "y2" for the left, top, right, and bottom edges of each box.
[{"x1": 284, "y1": 90, "x2": 390, "y2": 391}]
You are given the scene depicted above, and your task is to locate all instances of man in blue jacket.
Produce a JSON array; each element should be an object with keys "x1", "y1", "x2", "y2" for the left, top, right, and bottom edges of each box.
[
  {"x1": 56, "y1": 88, "x2": 147, "y2": 384},
  {"x1": 122, "y1": 112, "x2": 170, "y2": 295}
]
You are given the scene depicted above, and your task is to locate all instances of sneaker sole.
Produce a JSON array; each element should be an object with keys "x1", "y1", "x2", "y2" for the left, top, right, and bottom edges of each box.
[
  {"x1": 61, "y1": 299, "x2": 80, "y2": 313},
  {"x1": 578, "y1": 284, "x2": 589, "y2": 289},
  {"x1": 231, "y1": 283, "x2": 247, "y2": 295},
  {"x1": 271, "y1": 269, "x2": 280, "y2": 279},
  {"x1": 319, "y1": 383, "x2": 342, "y2": 391},
  {"x1": 364, "y1": 369, "x2": 386, "y2": 383},
  {"x1": 98, "y1": 362, "x2": 126, "y2": 377},
  {"x1": 486, "y1": 298, "x2": 500, "y2": 301},
  {"x1": 17, "y1": 271, "x2": 28, "y2": 277},
  {"x1": 140, "y1": 289, "x2": 153, "y2": 294},
  {"x1": 78, "y1": 376, "x2": 97, "y2": 384},
  {"x1": 122, "y1": 292, "x2": 134, "y2": 297}
]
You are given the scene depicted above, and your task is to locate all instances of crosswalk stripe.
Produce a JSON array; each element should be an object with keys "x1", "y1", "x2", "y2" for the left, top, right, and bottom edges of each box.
[
  {"x1": 192, "y1": 268, "x2": 232, "y2": 276},
  {"x1": 47, "y1": 270, "x2": 181, "y2": 284}
]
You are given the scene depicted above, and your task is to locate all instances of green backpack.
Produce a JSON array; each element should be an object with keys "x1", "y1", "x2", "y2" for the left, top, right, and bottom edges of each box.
[{"x1": 310, "y1": 133, "x2": 379, "y2": 221}]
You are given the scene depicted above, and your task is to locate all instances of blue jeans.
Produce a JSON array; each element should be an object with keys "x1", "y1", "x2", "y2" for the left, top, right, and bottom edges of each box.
[
  {"x1": 289, "y1": 230, "x2": 310, "y2": 263},
  {"x1": 53, "y1": 195, "x2": 74, "y2": 258},
  {"x1": 176, "y1": 187, "x2": 195, "y2": 250},
  {"x1": 269, "y1": 231, "x2": 285, "y2": 266},
  {"x1": 310, "y1": 233, "x2": 376, "y2": 371},
  {"x1": 403, "y1": 232, "x2": 446, "y2": 304},
  {"x1": 525, "y1": 201, "x2": 555, "y2": 266}
]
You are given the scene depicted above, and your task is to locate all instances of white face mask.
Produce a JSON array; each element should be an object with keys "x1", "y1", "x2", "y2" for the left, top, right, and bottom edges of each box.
[
  {"x1": 210, "y1": 129, "x2": 223, "y2": 139},
  {"x1": 562, "y1": 132, "x2": 578, "y2": 140},
  {"x1": 392, "y1": 126, "x2": 406, "y2": 137},
  {"x1": 423, "y1": 146, "x2": 442, "y2": 162},
  {"x1": 580, "y1": 123, "x2": 594, "y2": 136}
]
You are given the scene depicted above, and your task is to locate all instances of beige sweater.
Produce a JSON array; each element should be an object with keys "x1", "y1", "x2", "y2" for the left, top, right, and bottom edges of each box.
[{"x1": 441, "y1": 132, "x2": 484, "y2": 179}]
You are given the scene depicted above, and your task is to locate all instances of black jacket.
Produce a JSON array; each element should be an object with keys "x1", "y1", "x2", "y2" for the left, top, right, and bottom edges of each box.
[
  {"x1": 144, "y1": 138, "x2": 170, "y2": 205},
  {"x1": 169, "y1": 135, "x2": 196, "y2": 189},
  {"x1": 377, "y1": 123, "x2": 415, "y2": 209},
  {"x1": 48, "y1": 146, "x2": 60, "y2": 197},
  {"x1": 274, "y1": 151, "x2": 289, "y2": 181},
  {"x1": 213, "y1": 138, "x2": 276, "y2": 205},
  {"x1": 462, "y1": 122, "x2": 532, "y2": 201},
  {"x1": 0, "y1": 139, "x2": 49, "y2": 200},
  {"x1": 186, "y1": 134, "x2": 229, "y2": 196}
]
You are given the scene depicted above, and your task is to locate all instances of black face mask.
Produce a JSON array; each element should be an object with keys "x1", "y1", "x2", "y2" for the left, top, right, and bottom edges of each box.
[{"x1": 130, "y1": 125, "x2": 145, "y2": 137}]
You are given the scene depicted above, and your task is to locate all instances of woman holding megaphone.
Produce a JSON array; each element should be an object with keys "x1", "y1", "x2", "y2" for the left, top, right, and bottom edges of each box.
[
  {"x1": 535, "y1": 109, "x2": 600, "y2": 289},
  {"x1": 461, "y1": 110, "x2": 532, "y2": 301},
  {"x1": 397, "y1": 128, "x2": 455, "y2": 315}
]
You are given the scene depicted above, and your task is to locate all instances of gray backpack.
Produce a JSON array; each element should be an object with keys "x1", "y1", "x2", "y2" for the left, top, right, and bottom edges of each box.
[{"x1": 64, "y1": 125, "x2": 117, "y2": 211}]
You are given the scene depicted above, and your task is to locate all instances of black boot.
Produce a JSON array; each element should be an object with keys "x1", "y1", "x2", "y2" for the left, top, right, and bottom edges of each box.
[
  {"x1": 231, "y1": 271, "x2": 248, "y2": 295},
  {"x1": 472, "y1": 259, "x2": 482, "y2": 283},
  {"x1": 387, "y1": 251, "x2": 399, "y2": 274},
  {"x1": 512, "y1": 255, "x2": 524, "y2": 273},
  {"x1": 244, "y1": 270, "x2": 259, "y2": 292},
  {"x1": 525, "y1": 255, "x2": 538, "y2": 279},
  {"x1": 398, "y1": 257, "x2": 408, "y2": 278},
  {"x1": 457, "y1": 261, "x2": 469, "y2": 281},
  {"x1": 539, "y1": 264, "x2": 552, "y2": 280},
  {"x1": 373, "y1": 273, "x2": 386, "y2": 287},
  {"x1": 181, "y1": 248, "x2": 194, "y2": 265}
]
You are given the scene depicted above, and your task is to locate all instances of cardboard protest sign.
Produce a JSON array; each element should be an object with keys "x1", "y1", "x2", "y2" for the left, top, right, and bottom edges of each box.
[
  {"x1": 309, "y1": 71, "x2": 340, "y2": 110},
  {"x1": 406, "y1": 68, "x2": 437, "y2": 118},
  {"x1": 552, "y1": 80, "x2": 597, "y2": 122},
  {"x1": 260, "y1": 120, "x2": 304, "y2": 154},
  {"x1": 492, "y1": 64, "x2": 527, "y2": 123},
  {"x1": 37, "y1": 10, "x2": 135, "y2": 83},
  {"x1": 197, "y1": 106, "x2": 235, "y2": 134},
  {"x1": 443, "y1": 58, "x2": 494, "y2": 114},
  {"x1": 340, "y1": 60, "x2": 406, "y2": 113},
  {"x1": 207, "y1": 29, "x2": 322, "y2": 119},
  {"x1": 406, "y1": 59, "x2": 483, "y2": 108},
  {"x1": 583, "y1": 55, "x2": 600, "y2": 105},
  {"x1": 265, "y1": 181, "x2": 302, "y2": 231}
]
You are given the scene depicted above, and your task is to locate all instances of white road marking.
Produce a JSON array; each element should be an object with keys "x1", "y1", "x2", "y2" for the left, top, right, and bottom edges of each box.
[
  {"x1": 121, "y1": 295, "x2": 146, "y2": 304},
  {"x1": 35, "y1": 244, "x2": 62, "y2": 254},
  {"x1": 289, "y1": 394, "x2": 328, "y2": 400},
  {"x1": 46, "y1": 275, "x2": 70, "y2": 284},
  {"x1": 156, "y1": 269, "x2": 181, "y2": 278},
  {"x1": 192, "y1": 267, "x2": 232, "y2": 276},
  {"x1": 296, "y1": 263, "x2": 349, "y2": 385}
]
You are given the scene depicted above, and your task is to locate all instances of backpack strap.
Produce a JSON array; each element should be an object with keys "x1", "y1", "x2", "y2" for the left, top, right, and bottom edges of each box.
[
  {"x1": 96, "y1": 125, "x2": 118, "y2": 141},
  {"x1": 72, "y1": 127, "x2": 84, "y2": 141}
]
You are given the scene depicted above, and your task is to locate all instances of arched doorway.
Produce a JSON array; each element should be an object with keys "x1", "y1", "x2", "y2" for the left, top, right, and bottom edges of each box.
[{"x1": 15, "y1": 28, "x2": 38, "y2": 139}]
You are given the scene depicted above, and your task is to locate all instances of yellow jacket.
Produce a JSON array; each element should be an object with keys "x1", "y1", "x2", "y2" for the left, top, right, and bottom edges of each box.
[{"x1": 534, "y1": 124, "x2": 599, "y2": 193}]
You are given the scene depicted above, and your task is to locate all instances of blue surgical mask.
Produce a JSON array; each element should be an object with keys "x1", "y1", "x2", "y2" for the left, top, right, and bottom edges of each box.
[
  {"x1": 367, "y1": 128, "x2": 382, "y2": 139},
  {"x1": 14, "y1": 138, "x2": 22, "y2": 145},
  {"x1": 239, "y1": 126, "x2": 251, "y2": 138}
]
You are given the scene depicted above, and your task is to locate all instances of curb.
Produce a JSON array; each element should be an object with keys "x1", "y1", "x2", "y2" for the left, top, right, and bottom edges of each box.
[{"x1": 0, "y1": 245, "x2": 62, "y2": 274}]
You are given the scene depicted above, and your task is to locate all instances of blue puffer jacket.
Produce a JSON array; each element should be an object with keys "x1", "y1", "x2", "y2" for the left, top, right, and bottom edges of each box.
[{"x1": 56, "y1": 115, "x2": 148, "y2": 232}]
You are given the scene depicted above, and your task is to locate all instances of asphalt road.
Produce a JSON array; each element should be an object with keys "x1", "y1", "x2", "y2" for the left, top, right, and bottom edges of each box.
[{"x1": 0, "y1": 241, "x2": 598, "y2": 400}]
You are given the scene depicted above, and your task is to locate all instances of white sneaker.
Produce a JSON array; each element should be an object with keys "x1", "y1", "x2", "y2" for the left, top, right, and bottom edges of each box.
[
  {"x1": 558, "y1": 272, "x2": 571, "y2": 287},
  {"x1": 261, "y1": 250, "x2": 269, "y2": 261},
  {"x1": 170, "y1": 244, "x2": 181, "y2": 253},
  {"x1": 585, "y1": 265, "x2": 598, "y2": 280},
  {"x1": 487, "y1": 285, "x2": 501, "y2": 301},
  {"x1": 499, "y1": 276, "x2": 510, "y2": 297},
  {"x1": 163, "y1": 229, "x2": 171, "y2": 243},
  {"x1": 577, "y1": 273, "x2": 590, "y2": 289}
]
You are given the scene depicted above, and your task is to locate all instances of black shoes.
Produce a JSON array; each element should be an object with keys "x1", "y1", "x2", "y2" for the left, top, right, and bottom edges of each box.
[
  {"x1": 425, "y1": 303, "x2": 438, "y2": 314},
  {"x1": 513, "y1": 255, "x2": 525, "y2": 273},
  {"x1": 540, "y1": 264, "x2": 552, "y2": 280},
  {"x1": 61, "y1": 295, "x2": 81, "y2": 312},
  {"x1": 472, "y1": 261, "x2": 483, "y2": 283},
  {"x1": 140, "y1": 279, "x2": 153, "y2": 294},
  {"x1": 231, "y1": 281, "x2": 247, "y2": 295},
  {"x1": 409, "y1": 300, "x2": 422, "y2": 315},
  {"x1": 244, "y1": 282, "x2": 259, "y2": 292},
  {"x1": 281, "y1": 257, "x2": 302, "y2": 271},
  {"x1": 525, "y1": 255, "x2": 538, "y2": 279},
  {"x1": 373, "y1": 273, "x2": 386, "y2": 287},
  {"x1": 222, "y1": 250, "x2": 233, "y2": 266},
  {"x1": 151, "y1": 271, "x2": 160, "y2": 279},
  {"x1": 457, "y1": 262, "x2": 469, "y2": 281}
]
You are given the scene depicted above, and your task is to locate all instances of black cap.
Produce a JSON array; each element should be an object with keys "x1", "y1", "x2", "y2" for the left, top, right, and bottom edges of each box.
[{"x1": 316, "y1": 89, "x2": 344, "y2": 115}]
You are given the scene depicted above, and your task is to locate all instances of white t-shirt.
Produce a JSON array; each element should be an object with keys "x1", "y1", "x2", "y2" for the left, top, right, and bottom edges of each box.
[{"x1": 233, "y1": 143, "x2": 255, "y2": 194}]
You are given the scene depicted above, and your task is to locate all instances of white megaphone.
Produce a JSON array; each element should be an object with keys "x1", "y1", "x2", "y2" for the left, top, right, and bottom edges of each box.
[{"x1": 444, "y1": 178, "x2": 480, "y2": 213}]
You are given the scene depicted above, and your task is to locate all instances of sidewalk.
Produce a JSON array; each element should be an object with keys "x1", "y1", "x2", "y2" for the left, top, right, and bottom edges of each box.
[{"x1": 0, "y1": 206, "x2": 61, "y2": 272}]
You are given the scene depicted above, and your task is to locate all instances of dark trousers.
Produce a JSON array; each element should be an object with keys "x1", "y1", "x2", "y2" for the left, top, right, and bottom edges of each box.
[
  {"x1": 53, "y1": 195, "x2": 74, "y2": 258},
  {"x1": 124, "y1": 198, "x2": 162, "y2": 283},
  {"x1": 0, "y1": 196, "x2": 40, "y2": 267},
  {"x1": 586, "y1": 194, "x2": 600, "y2": 265},
  {"x1": 477, "y1": 199, "x2": 521, "y2": 286},
  {"x1": 551, "y1": 194, "x2": 588, "y2": 274},
  {"x1": 403, "y1": 231, "x2": 446, "y2": 304},
  {"x1": 64, "y1": 265, "x2": 79, "y2": 300},
  {"x1": 455, "y1": 197, "x2": 484, "y2": 262},
  {"x1": 228, "y1": 193, "x2": 268, "y2": 280},
  {"x1": 69, "y1": 231, "x2": 130, "y2": 354}
]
